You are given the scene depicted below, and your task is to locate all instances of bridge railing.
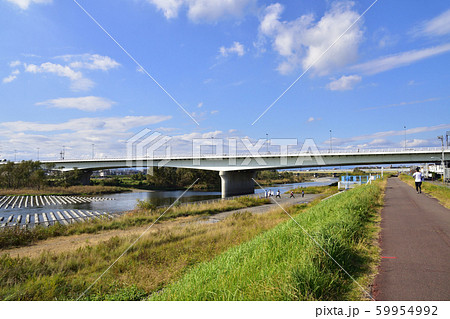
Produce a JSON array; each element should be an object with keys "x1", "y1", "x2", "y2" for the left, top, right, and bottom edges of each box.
[{"x1": 39, "y1": 147, "x2": 446, "y2": 162}]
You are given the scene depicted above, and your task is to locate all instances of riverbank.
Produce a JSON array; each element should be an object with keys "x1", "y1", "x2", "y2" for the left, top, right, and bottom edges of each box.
[
  {"x1": 0, "y1": 195, "x2": 323, "y2": 300},
  {"x1": 0, "y1": 196, "x2": 270, "y2": 250},
  {"x1": 0, "y1": 194, "x2": 321, "y2": 259},
  {"x1": 0, "y1": 182, "x2": 381, "y2": 301},
  {"x1": 0, "y1": 185, "x2": 130, "y2": 196},
  {"x1": 151, "y1": 181, "x2": 384, "y2": 301}
]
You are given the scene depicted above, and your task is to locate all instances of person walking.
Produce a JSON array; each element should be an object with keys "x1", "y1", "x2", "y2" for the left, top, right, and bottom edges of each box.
[
  {"x1": 276, "y1": 190, "x2": 281, "y2": 198},
  {"x1": 412, "y1": 167, "x2": 423, "y2": 194},
  {"x1": 289, "y1": 191, "x2": 295, "y2": 198},
  {"x1": 301, "y1": 190, "x2": 305, "y2": 198}
]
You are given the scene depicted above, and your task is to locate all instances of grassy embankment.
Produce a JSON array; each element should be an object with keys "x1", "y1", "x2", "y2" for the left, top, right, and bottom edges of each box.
[
  {"x1": 0, "y1": 185, "x2": 130, "y2": 196},
  {"x1": 254, "y1": 176, "x2": 310, "y2": 187},
  {"x1": 287, "y1": 185, "x2": 338, "y2": 196},
  {"x1": 0, "y1": 197, "x2": 323, "y2": 300},
  {"x1": 0, "y1": 183, "x2": 382, "y2": 301},
  {"x1": 0, "y1": 196, "x2": 270, "y2": 250},
  {"x1": 151, "y1": 181, "x2": 384, "y2": 301},
  {"x1": 399, "y1": 174, "x2": 450, "y2": 209}
]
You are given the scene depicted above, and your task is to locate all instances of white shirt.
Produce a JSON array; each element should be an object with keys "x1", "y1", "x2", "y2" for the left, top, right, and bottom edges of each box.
[{"x1": 413, "y1": 172, "x2": 423, "y2": 182}]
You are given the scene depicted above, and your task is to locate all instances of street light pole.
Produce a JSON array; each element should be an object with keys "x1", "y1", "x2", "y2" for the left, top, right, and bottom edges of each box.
[
  {"x1": 438, "y1": 136, "x2": 445, "y2": 183},
  {"x1": 329, "y1": 130, "x2": 332, "y2": 153},
  {"x1": 404, "y1": 126, "x2": 406, "y2": 150}
]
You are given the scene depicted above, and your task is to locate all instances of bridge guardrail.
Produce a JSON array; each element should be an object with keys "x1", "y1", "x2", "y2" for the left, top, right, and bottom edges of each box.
[{"x1": 33, "y1": 147, "x2": 448, "y2": 162}]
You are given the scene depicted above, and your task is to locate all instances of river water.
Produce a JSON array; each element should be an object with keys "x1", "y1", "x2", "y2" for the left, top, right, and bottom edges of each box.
[{"x1": 0, "y1": 178, "x2": 337, "y2": 221}]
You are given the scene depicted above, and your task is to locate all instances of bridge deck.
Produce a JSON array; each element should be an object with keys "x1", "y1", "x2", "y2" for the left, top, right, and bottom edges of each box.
[{"x1": 374, "y1": 177, "x2": 450, "y2": 300}]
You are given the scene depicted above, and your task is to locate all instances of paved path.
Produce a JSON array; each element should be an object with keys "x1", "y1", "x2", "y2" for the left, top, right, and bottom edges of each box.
[
  {"x1": 194, "y1": 194, "x2": 320, "y2": 224},
  {"x1": 374, "y1": 177, "x2": 450, "y2": 300}
]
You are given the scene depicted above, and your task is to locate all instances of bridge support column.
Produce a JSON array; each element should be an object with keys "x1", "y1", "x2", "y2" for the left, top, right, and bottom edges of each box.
[
  {"x1": 80, "y1": 170, "x2": 93, "y2": 185},
  {"x1": 219, "y1": 170, "x2": 256, "y2": 198}
]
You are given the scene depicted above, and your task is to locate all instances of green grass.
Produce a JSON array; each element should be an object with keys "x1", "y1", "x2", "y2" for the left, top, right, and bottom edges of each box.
[
  {"x1": 0, "y1": 202, "x2": 308, "y2": 300},
  {"x1": 0, "y1": 184, "x2": 383, "y2": 301},
  {"x1": 151, "y1": 183, "x2": 383, "y2": 301},
  {"x1": 288, "y1": 185, "x2": 338, "y2": 195},
  {"x1": 399, "y1": 175, "x2": 450, "y2": 209},
  {"x1": 0, "y1": 196, "x2": 270, "y2": 250}
]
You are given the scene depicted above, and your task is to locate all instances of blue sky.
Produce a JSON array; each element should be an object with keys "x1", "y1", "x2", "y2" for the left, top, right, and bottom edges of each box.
[{"x1": 0, "y1": 0, "x2": 449, "y2": 160}]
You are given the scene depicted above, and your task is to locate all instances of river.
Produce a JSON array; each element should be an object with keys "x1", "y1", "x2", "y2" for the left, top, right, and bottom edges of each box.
[{"x1": 0, "y1": 177, "x2": 337, "y2": 224}]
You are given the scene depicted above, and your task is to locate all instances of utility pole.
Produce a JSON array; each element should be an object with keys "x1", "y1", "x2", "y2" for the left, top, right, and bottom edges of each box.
[
  {"x1": 446, "y1": 131, "x2": 450, "y2": 149},
  {"x1": 438, "y1": 135, "x2": 445, "y2": 183},
  {"x1": 404, "y1": 126, "x2": 407, "y2": 150},
  {"x1": 60, "y1": 146, "x2": 65, "y2": 160},
  {"x1": 329, "y1": 130, "x2": 332, "y2": 153}
]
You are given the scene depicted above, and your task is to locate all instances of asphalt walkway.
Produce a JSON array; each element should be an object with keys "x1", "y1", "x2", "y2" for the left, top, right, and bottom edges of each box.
[
  {"x1": 194, "y1": 193, "x2": 320, "y2": 224},
  {"x1": 374, "y1": 177, "x2": 450, "y2": 300}
]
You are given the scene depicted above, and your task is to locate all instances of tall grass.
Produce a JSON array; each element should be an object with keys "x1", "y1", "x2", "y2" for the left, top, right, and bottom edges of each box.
[
  {"x1": 151, "y1": 183, "x2": 383, "y2": 301},
  {"x1": 0, "y1": 196, "x2": 270, "y2": 250},
  {"x1": 0, "y1": 203, "x2": 305, "y2": 300},
  {"x1": 399, "y1": 175, "x2": 450, "y2": 209},
  {"x1": 289, "y1": 185, "x2": 338, "y2": 195}
]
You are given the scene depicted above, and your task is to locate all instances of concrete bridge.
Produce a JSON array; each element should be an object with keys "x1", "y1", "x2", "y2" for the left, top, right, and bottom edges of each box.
[{"x1": 36, "y1": 148, "x2": 449, "y2": 198}]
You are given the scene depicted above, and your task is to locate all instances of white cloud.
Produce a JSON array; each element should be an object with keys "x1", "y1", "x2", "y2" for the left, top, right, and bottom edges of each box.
[
  {"x1": 15, "y1": 54, "x2": 119, "y2": 90},
  {"x1": 9, "y1": 60, "x2": 21, "y2": 67},
  {"x1": 147, "y1": 0, "x2": 256, "y2": 22},
  {"x1": 307, "y1": 117, "x2": 321, "y2": 122},
  {"x1": 2, "y1": 74, "x2": 17, "y2": 83},
  {"x1": 147, "y1": 0, "x2": 183, "y2": 19},
  {"x1": 258, "y1": 1, "x2": 364, "y2": 75},
  {"x1": 331, "y1": 124, "x2": 450, "y2": 147},
  {"x1": 327, "y1": 74, "x2": 361, "y2": 91},
  {"x1": 361, "y1": 96, "x2": 444, "y2": 111},
  {"x1": 59, "y1": 54, "x2": 120, "y2": 71},
  {"x1": 372, "y1": 27, "x2": 398, "y2": 48},
  {"x1": 197, "y1": 102, "x2": 203, "y2": 108},
  {"x1": 352, "y1": 43, "x2": 450, "y2": 75},
  {"x1": 416, "y1": 9, "x2": 450, "y2": 37},
  {"x1": 219, "y1": 42, "x2": 245, "y2": 57},
  {"x1": 2, "y1": 68, "x2": 20, "y2": 84},
  {"x1": 186, "y1": 0, "x2": 256, "y2": 22},
  {"x1": 0, "y1": 115, "x2": 172, "y2": 133},
  {"x1": 0, "y1": 115, "x2": 172, "y2": 160},
  {"x1": 36, "y1": 96, "x2": 116, "y2": 112},
  {"x1": 4, "y1": 0, "x2": 51, "y2": 10},
  {"x1": 24, "y1": 62, "x2": 94, "y2": 91}
]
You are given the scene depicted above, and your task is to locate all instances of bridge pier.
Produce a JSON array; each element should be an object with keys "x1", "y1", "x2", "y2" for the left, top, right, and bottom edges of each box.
[
  {"x1": 80, "y1": 170, "x2": 93, "y2": 185},
  {"x1": 219, "y1": 170, "x2": 256, "y2": 198}
]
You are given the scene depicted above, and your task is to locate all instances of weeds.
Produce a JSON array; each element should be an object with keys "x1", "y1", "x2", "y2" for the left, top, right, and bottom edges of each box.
[
  {"x1": 0, "y1": 202, "x2": 297, "y2": 300},
  {"x1": 151, "y1": 183, "x2": 383, "y2": 301},
  {"x1": 0, "y1": 196, "x2": 270, "y2": 250}
]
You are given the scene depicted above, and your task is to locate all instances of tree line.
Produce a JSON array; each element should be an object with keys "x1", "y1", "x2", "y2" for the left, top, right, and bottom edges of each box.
[{"x1": 0, "y1": 161, "x2": 84, "y2": 189}]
